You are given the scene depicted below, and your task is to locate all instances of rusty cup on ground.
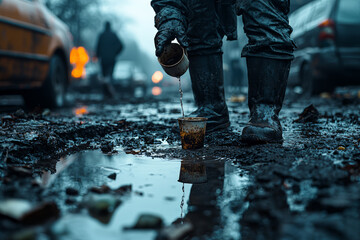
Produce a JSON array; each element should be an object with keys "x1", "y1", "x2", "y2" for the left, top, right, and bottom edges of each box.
[
  {"x1": 178, "y1": 162, "x2": 207, "y2": 184},
  {"x1": 178, "y1": 117, "x2": 207, "y2": 150},
  {"x1": 158, "y1": 43, "x2": 189, "y2": 77}
]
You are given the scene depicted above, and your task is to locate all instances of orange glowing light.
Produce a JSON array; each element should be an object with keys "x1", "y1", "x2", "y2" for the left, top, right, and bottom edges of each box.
[
  {"x1": 70, "y1": 47, "x2": 89, "y2": 79},
  {"x1": 152, "y1": 86, "x2": 162, "y2": 96},
  {"x1": 75, "y1": 106, "x2": 89, "y2": 116},
  {"x1": 152, "y1": 71, "x2": 163, "y2": 84}
]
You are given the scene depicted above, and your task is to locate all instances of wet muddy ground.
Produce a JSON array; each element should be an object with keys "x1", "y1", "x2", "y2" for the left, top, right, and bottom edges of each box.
[{"x1": 0, "y1": 88, "x2": 360, "y2": 240}]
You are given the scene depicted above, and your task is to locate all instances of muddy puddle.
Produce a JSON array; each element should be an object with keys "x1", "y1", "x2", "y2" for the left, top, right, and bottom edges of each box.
[{"x1": 39, "y1": 150, "x2": 250, "y2": 240}]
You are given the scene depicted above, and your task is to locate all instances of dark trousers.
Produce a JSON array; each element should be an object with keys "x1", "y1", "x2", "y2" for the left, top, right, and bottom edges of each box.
[
  {"x1": 101, "y1": 62, "x2": 115, "y2": 79},
  {"x1": 186, "y1": 0, "x2": 295, "y2": 60}
]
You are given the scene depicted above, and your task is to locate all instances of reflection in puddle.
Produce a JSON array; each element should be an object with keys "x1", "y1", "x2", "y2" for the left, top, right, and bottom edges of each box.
[
  {"x1": 179, "y1": 161, "x2": 207, "y2": 184},
  {"x1": 44, "y1": 151, "x2": 249, "y2": 240},
  {"x1": 38, "y1": 155, "x2": 76, "y2": 187},
  {"x1": 285, "y1": 180, "x2": 317, "y2": 212}
]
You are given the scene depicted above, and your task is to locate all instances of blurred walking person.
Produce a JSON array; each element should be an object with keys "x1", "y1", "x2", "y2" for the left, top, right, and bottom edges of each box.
[{"x1": 95, "y1": 21, "x2": 123, "y2": 98}]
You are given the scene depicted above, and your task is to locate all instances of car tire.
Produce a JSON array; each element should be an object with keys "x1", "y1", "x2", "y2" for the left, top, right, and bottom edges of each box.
[{"x1": 24, "y1": 55, "x2": 67, "y2": 108}]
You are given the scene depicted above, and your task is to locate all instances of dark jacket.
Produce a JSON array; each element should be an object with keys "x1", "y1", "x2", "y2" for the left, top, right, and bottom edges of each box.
[
  {"x1": 151, "y1": 0, "x2": 295, "y2": 59},
  {"x1": 151, "y1": 0, "x2": 237, "y2": 41},
  {"x1": 96, "y1": 28, "x2": 123, "y2": 65}
]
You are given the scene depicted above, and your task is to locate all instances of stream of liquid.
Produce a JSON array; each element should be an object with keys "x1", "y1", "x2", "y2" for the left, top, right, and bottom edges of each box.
[
  {"x1": 178, "y1": 77, "x2": 185, "y2": 118},
  {"x1": 180, "y1": 183, "x2": 185, "y2": 224}
]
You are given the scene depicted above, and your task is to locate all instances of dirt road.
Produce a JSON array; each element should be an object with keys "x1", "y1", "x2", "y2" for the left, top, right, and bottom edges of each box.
[{"x1": 1, "y1": 89, "x2": 359, "y2": 239}]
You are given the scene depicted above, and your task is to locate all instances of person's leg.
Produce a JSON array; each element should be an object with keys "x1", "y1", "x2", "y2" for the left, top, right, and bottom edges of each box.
[
  {"x1": 101, "y1": 63, "x2": 116, "y2": 98},
  {"x1": 108, "y1": 62, "x2": 115, "y2": 84},
  {"x1": 186, "y1": 0, "x2": 229, "y2": 132},
  {"x1": 240, "y1": 0, "x2": 295, "y2": 143}
]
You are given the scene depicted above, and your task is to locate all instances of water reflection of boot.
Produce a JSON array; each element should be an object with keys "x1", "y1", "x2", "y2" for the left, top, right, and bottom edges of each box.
[
  {"x1": 242, "y1": 57, "x2": 291, "y2": 144},
  {"x1": 184, "y1": 160, "x2": 224, "y2": 237},
  {"x1": 188, "y1": 54, "x2": 230, "y2": 132}
]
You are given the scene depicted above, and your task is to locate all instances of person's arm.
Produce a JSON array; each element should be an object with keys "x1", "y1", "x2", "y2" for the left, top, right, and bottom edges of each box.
[
  {"x1": 151, "y1": 0, "x2": 188, "y2": 56},
  {"x1": 151, "y1": 0, "x2": 187, "y2": 25}
]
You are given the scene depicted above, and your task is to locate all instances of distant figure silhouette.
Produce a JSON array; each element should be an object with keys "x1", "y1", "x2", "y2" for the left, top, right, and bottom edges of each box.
[{"x1": 95, "y1": 21, "x2": 123, "y2": 98}]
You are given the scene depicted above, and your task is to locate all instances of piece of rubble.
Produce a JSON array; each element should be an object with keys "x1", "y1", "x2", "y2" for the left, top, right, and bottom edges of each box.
[
  {"x1": 1, "y1": 115, "x2": 14, "y2": 124},
  {"x1": 10, "y1": 228, "x2": 38, "y2": 240},
  {"x1": 89, "y1": 184, "x2": 111, "y2": 194},
  {"x1": 107, "y1": 173, "x2": 117, "y2": 180},
  {"x1": 8, "y1": 166, "x2": 32, "y2": 177},
  {"x1": 156, "y1": 222, "x2": 193, "y2": 240},
  {"x1": 21, "y1": 202, "x2": 60, "y2": 225},
  {"x1": 114, "y1": 184, "x2": 132, "y2": 195},
  {"x1": 294, "y1": 104, "x2": 320, "y2": 123},
  {"x1": 14, "y1": 109, "x2": 27, "y2": 118},
  {"x1": 0, "y1": 199, "x2": 32, "y2": 220},
  {"x1": 230, "y1": 95, "x2": 246, "y2": 103},
  {"x1": 83, "y1": 194, "x2": 121, "y2": 224},
  {"x1": 128, "y1": 214, "x2": 164, "y2": 229},
  {"x1": 0, "y1": 199, "x2": 59, "y2": 225},
  {"x1": 66, "y1": 187, "x2": 79, "y2": 196}
]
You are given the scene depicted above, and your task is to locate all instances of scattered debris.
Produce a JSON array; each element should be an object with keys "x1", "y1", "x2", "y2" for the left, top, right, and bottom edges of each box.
[
  {"x1": 1, "y1": 91, "x2": 360, "y2": 239},
  {"x1": 107, "y1": 173, "x2": 117, "y2": 180},
  {"x1": 8, "y1": 166, "x2": 32, "y2": 177},
  {"x1": 0, "y1": 199, "x2": 32, "y2": 221},
  {"x1": 294, "y1": 104, "x2": 320, "y2": 123},
  {"x1": 89, "y1": 185, "x2": 111, "y2": 194},
  {"x1": 65, "y1": 187, "x2": 79, "y2": 196},
  {"x1": 0, "y1": 200, "x2": 59, "y2": 225},
  {"x1": 114, "y1": 185, "x2": 132, "y2": 195},
  {"x1": 320, "y1": 92, "x2": 332, "y2": 99},
  {"x1": 230, "y1": 95, "x2": 246, "y2": 103},
  {"x1": 14, "y1": 109, "x2": 27, "y2": 118},
  {"x1": 21, "y1": 202, "x2": 60, "y2": 225},
  {"x1": 127, "y1": 214, "x2": 164, "y2": 230},
  {"x1": 156, "y1": 222, "x2": 193, "y2": 240},
  {"x1": 10, "y1": 228, "x2": 38, "y2": 240},
  {"x1": 83, "y1": 194, "x2": 121, "y2": 224}
]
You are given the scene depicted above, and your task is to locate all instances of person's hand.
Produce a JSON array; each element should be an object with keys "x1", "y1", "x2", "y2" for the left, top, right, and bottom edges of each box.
[
  {"x1": 155, "y1": 19, "x2": 188, "y2": 57},
  {"x1": 235, "y1": 0, "x2": 250, "y2": 15}
]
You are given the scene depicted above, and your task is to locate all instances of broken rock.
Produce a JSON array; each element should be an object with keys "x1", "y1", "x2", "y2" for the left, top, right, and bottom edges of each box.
[
  {"x1": 129, "y1": 214, "x2": 164, "y2": 229},
  {"x1": 294, "y1": 104, "x2": 320, "y2": 123},
  {"x1": 156, "y1": 222, "x2": 193, "y2": 240}
]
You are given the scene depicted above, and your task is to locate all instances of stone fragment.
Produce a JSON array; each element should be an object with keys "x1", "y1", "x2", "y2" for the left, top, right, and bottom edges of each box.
[
  {"x1": 66, "y1": 187, "x2": 79, "y2": 196},
  {"x1": 130, "y1": 214, "x2": 164, "y2": 229},
  {"x1": 107, "y1": 173, "x2": 117, "y2": 180}
]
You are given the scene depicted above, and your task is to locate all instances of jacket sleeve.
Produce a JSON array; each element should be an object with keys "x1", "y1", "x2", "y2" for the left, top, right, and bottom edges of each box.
[{"x1": 150, "y1": 0, "x2": 188, "y2": 29}]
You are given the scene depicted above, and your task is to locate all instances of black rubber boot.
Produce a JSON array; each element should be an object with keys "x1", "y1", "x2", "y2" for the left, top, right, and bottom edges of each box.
[
  {"x1": 241, "y1": 57, "x2": 291, "y2": 144},
  {"x1": 188, "y1": 54, "x2": 230, "y2": 132}
]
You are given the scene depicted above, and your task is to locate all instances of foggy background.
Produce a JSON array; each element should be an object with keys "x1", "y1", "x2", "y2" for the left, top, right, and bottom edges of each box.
[{"x1": 43, "y1": 0, "x2": 158, "y2": 77}]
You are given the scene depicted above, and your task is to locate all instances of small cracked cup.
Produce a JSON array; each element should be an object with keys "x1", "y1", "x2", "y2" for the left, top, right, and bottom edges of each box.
[
  {"x1": 158, "y1": 43, "x2": 189, "y2": 77},
  {"x1": 178, "y1": 117, "x2": 207, "y2": 150},
  {"x1": 178, "y1": 162, "x2": 207, "y2": 184}
]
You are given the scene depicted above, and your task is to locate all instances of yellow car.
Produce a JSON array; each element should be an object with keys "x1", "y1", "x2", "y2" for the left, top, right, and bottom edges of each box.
[{"x1": 0, "y1": 0, "x2": 73, "y2": 108}]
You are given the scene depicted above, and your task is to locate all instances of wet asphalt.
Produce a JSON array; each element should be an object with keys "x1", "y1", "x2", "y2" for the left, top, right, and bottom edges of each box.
[{"x1": 0, "y1": 88, "x2": 360, "y2": 240}]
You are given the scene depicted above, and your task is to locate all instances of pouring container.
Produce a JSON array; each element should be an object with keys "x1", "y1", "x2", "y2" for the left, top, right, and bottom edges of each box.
[{"x1": 158, "y1": 43, "x2": 189, "y2": 77}]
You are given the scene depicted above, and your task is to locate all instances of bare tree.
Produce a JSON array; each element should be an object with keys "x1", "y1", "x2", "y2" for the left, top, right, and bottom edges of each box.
[{"x1": 44, "y1": 0, "x2": 102, "y2": 46}]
